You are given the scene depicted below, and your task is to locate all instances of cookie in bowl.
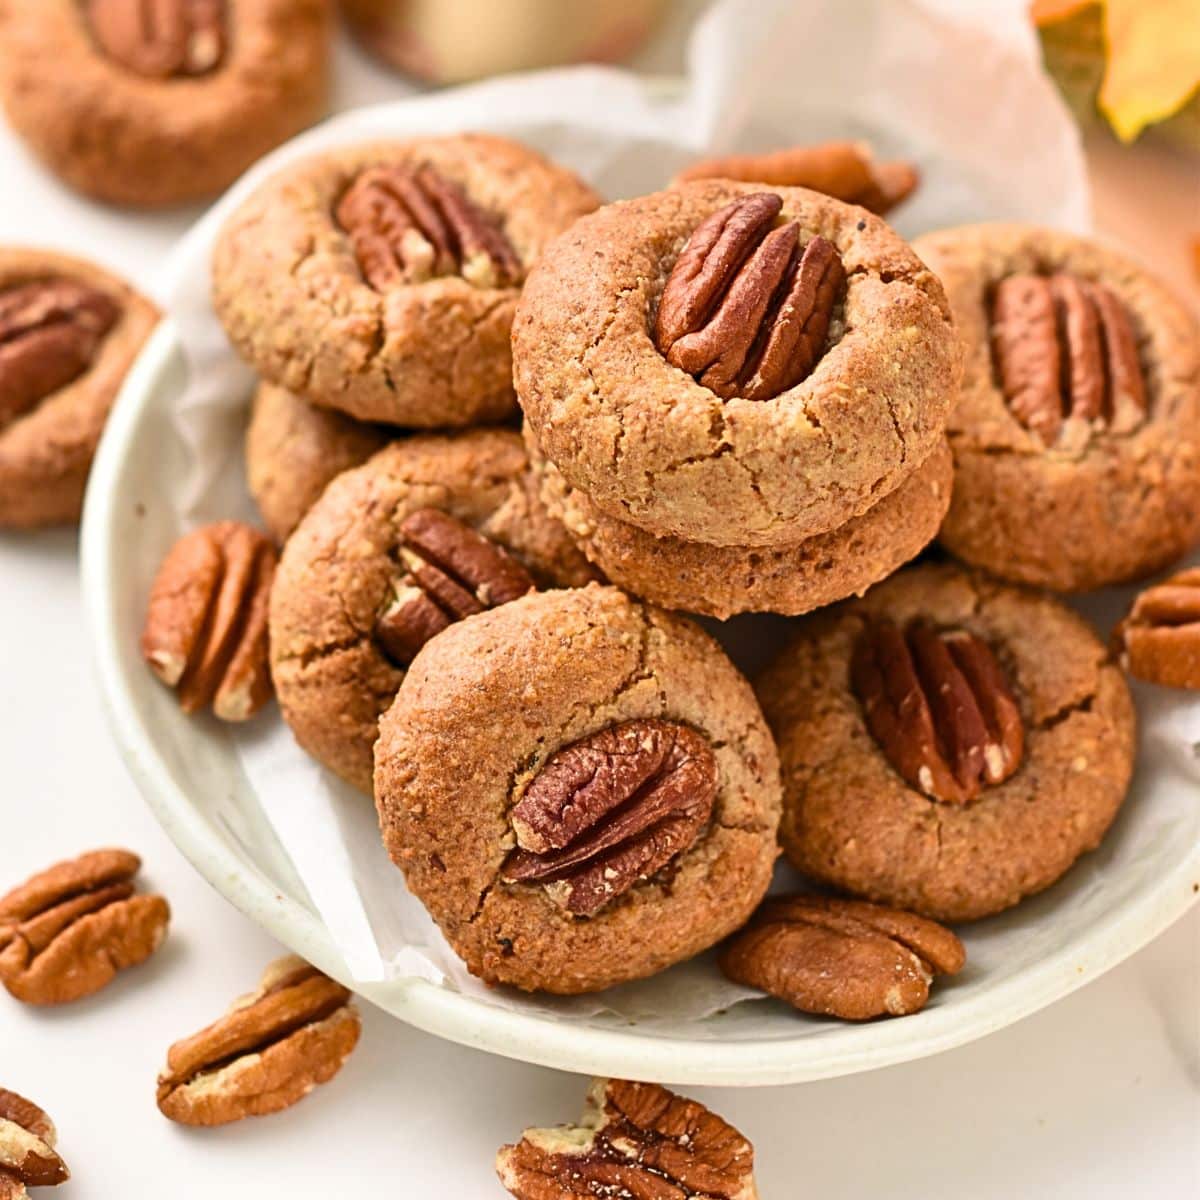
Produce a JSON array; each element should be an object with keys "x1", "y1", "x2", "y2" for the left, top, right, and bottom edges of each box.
[
  {"x1": 374, "y1": 584, "x2": 781, "y2": 994},
  {"x1": 213, "y1": 135, "x2": 600, "y2": 428},
  {"x1": 514, "y1": 180, "x2": 959, "y2": 548},
  {"x1": 0, "y1": 0, "x2": 332, "y2": 208},
  {"x1": 914, "y1": 223, "x2": 1200, "y2": 591},
  {"x1": 0, "y1": 248, "x2": 158, "y2": 528},
  {"x1": 269, "y1": 429, "x2": 596, "y2": 794},
  {"x1": 757, "y1": 562, "x2": 1136, "y2": 922}
]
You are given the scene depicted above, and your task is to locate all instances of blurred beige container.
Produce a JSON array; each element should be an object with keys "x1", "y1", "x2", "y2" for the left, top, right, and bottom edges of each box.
[{"x1": 341, "y1": 0, "x2": 670, "y2": 82}]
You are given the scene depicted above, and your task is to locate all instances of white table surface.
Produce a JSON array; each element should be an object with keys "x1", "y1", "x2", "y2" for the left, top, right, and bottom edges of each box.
[{"x1": 2, "y1": 14, "x2": 1199, "y2": 1200}]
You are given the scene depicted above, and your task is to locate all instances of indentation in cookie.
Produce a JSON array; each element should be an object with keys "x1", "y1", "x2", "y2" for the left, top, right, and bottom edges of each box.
[{"x1": 84, "y1": 0, "x2": 227, "y2": 78}]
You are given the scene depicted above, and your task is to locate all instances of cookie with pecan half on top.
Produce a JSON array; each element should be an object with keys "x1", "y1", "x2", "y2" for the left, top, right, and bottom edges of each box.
[
  {"x1": 269, "y1": 429, "x2": 596, "y2": 795},
  {"x1": 214, "y1": 134, "x2": 600, "y2": 428},
  {"x1": 756, "y1": 563, "x2": 1135, "y2": 922},
  {"x1": 374, "y1": 584, "x2": 780, "y2": 994},
  {"x1": 914, "y1": 224, "x2": 1200, "y2": 591}
]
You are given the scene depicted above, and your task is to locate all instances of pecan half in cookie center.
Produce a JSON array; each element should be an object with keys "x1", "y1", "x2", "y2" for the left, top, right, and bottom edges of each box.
[
  {"x1": 851, "y1": 619, "x2": 1024, "y2": 804},
  {"x1": 503, "y1": 719, "x2": 718, "y2": 917},
  {"x1": 654, "y1": 192, "x2": 846, "y2": 402},
  {"x1": 84, "y1": 0, "x2": 227, "y2": 78}
]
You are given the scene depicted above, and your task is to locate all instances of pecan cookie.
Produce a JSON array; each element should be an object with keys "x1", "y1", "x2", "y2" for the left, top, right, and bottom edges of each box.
[
  {"x1": 0, "y1": 249, "x2": 158, "y2": 528},
  {"x1": 213, "y1": 135, "x2": 600, "y2": 428},
  {"x1": 374, "y1": 584, "x2": 781, "y2": 994},
  {"x1": 914, "y1": 224, "x2": 1200, "y2": 591},
  {"x1": 514, "y1": 180, "x2": 958, "y2": 547},
  {"x1": 757, "y1": 563, "x2": 1136, "y2": 922},
  {"x1": 532, "y1": 431, "x2": 952, "y2": 618},
  {"x1": 0, "y1": 1, "x2": 331, "y2": 209},
  {"x1": 246, "y1": 382, "x2": 392, "y2": 544},
  {"x1": 269, "y1": 429, "x2": 596, "y2": 794}
]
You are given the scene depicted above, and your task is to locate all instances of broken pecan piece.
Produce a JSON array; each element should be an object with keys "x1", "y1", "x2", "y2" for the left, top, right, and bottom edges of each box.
[
  {"x1": 502, "y1": 720, "x2": 718, "y2": 917},
  {"x1": 990, "y1": 272, "x2": 1147, "y2": 444},
  {"x1": 156, "y1": 955, "x2": 361, "y2": 1126},
  {"x1": 720, "y1": 895, "x2": 965, "y2": 1021},
  {"x1": 0, "y1": 849, "x2": 169, "y2": 1006},
  {"x1": 654, "y1": 193, "x2": 845, "y2": 401},
  {"x1": 336, "y1": 163, "x2": 522, "y2": 291},
  {"x1": 497, "y1": 1077, "x2": 758, "y2": 1200},
  {"x1": 0, "y1": 279, "x2": 119, "y2": 429},
  {"x1": 1113, "y1": 567, "x2": 1200, "y2": 689},
  {"x1": 0, "y1": 1089, "x2": 69, "y2": 1198},
  {"x1": 141, "y1": 521, "x2": 277, "y2": 720},
  {"x1": 375, "y1": 508, "x2": 535, "y2": 667},
  {"x1": 84, "y1": 0, "x2": 226, "y2": 78},
  {"x1": 851, "y1": 619, "x2": 1024, "y2": 804}
]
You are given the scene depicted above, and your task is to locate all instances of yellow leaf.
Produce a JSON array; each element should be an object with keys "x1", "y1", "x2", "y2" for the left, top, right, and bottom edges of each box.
[{"x1": 1100, "y1": 0, "x2": 1200, "y2": 141}]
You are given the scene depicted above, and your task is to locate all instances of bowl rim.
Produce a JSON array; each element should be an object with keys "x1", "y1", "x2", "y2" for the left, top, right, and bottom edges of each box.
[{"x1": 81, "y1": 319, "x2": 1200, "y2": 1087}]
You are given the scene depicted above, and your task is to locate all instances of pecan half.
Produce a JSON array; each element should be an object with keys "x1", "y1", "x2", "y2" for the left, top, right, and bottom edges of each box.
[
  {"x1": 1113, "y1": 567, "x2": 1200, "y2": 689},
  {"x1": 990, "y1": 272, "x2": 1147, "y2": 444},
  {"x1": 156, "y1": 956, "x2": 361, "y2": 1127},
  {"x1": 336, "y1": 164, "x2": 522, "y2": 291},
  {"x1": 374, "y1": 508, "x2": 535, "y2": 668},
  {"x1": 141, "y1": 521, "x2": 277, "y2": 720},
  {"x1": 851, "y1": 619, "x2": 1024, "y2": 805},
  {"x1": 654, "y1": 193, "x2": 845, "y2": 401},
  {"x1": 0, "y1": 1089, "x2": 69, "y2": 1199},
  {"x1": 719, "y1": 895, "x2": 965, "y2": 1021},
  {"x1": 0, "y1": 280, "x2": 119, "y2": 429},
  {"x1": 497, "y1": 1077, "x2": 758, "y2": 1200},
  {"x1": 502, "y1": 720, "x2": 717, "y2": 917},
  {"x1": 0, "y1": 849, "x2": 169, "y2": 1006},
  {"x1": 84, "y1": 0, "x2": 226, "y2": 78}
]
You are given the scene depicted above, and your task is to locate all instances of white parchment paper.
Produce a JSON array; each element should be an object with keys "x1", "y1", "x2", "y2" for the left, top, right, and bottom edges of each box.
[{"x1": 150, "y1": 0, "x2": 1199, "y2": 1026}]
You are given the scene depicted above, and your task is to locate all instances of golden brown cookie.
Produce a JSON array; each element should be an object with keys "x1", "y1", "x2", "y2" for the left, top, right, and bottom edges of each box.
[
  {"x1": 0, "y1": 0, "x2": 332, "y2": 209},
  {"x1": 246, "y1": 382, "x2": 392, "y2": 544},
  {"x1": 914, "y1": 224, "x2": 1200, "y2": 591},
  {"x1": 532, "y1": 431, "x2": 953, "y2": 618},
  {"x1": 757, "y1": 563, "x2": 1136, "y2": 922},
  {"x1": 269, "y1": 429, "x2": 596, "y2": 793},
  {"x1": 374, "y1": 584, "x2": 781, "y2": 994},
  {"x1": 514, "y1": 180, "x2": 959, "y2": 548},
  {"x1": 0, "y1": 248, "x2": 158, "y2": 528},
  {"x1": 213, "y1": 135, "x2": 600, "y2": 428}
]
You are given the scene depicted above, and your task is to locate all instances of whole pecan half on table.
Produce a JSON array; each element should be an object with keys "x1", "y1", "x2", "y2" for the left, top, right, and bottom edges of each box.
[
  {"x1": 1113, "y1": 567, "x2": 1200, "y2": 689},
  {"x1": 852, "y1": 619, "x2": 1025, "y2": 804},
  {"x1": 497, "y1": 1077, "x2": 758, "y2": 1200},
  {"x1": 0, "y1": 279, "x2": 119, "y2": 430},
  {"x1": 157, "y1": 956, "x2": 360, "y2": 1126},
  {"x1": 337, "y1": 163, "x2": 523, "y2": 290},
  {"x1": 502, "y1": 719, "x2": 719, "y2": 917},
  {"x1": 375, "y1": 507, "x2": 536, "y2": 667},
  {"x1": 84, "y1": 0, "x2": 227, "y2": 78},
  {"x1": 0, "y1": 1089, "x2": 69, "y2": 1199},
  {"x1": 0, "y1": 849, "x2": 169, "y2": 1006},
  {"x1": 654, "y1": 192, "x2": 846, "y2": 402},
  {"x1": 720, "y1": 895, "x2": 965, "y2": 1021},
  {"x1": 142, "y1": 521, "x2": 277, "y2": 720}
]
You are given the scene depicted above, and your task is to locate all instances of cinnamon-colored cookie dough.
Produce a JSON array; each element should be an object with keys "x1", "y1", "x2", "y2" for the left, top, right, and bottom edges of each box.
[
  {"x1": 214, "y1": 135, "x2": 600, "y2": 427},
  {"x1": 374, "y1": 585, "x2": 781, "y2": 994},
  {"x1": 514, "y1": 180, "x2": 958, "y2": 547},
  {"x1": 532, "y1": 433, "x2": 952, "y2": 618},
  {"x1": 0, "y1": 0, "x2": 332, "y2": 209},
  {"x1": 269, "y1": 429, "x2": 596, "y2": 793},
  {"x1": 0, "y1": 248, "x2": 158, "y2": 528},
  {"x1": 915, "y1": 224, "x2": 1200, "y2": 591},
  {"x1": 246, "y1": 382, "x2": 392, "y2": 544},
  {"x1": 757, "y1": 563, "x2": 1135, "y2": 922}
]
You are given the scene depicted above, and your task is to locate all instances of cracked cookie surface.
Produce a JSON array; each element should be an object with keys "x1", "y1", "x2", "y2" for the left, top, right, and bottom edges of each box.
[
  {"x1": 374, "y1": 585, "x2": 781, "y2": 994},
  {"x1": 514, "y1": 180, "x2": 959, "y2": 548},
  {"x1": 757, "y1": 563, "x2": 1135, "y2": 922},
  {"x1": 268, "y1": 429, "x2": 596, "y2": 794},
  {"x1": 915, "y1": 224, "x2": 1200, "y2": 591},
  {"x1": 213, "y1": 134, "x2": 600, "y2": 427}
]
